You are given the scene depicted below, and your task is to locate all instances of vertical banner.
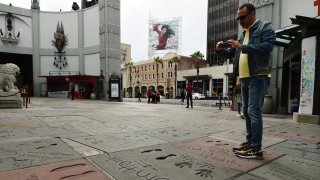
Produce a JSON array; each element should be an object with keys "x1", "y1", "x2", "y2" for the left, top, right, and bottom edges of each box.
[
  {"x1": 149, "y1": 17, "x2": 181, "y2": 58},
  {"x1": 299, "y1": 36, "x2": 316, "y2": 114}
]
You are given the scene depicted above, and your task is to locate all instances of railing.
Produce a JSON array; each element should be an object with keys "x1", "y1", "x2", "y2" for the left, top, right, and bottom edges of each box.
[{"x1": 49, "y1": 71, "x2": 81, "y2": 76}]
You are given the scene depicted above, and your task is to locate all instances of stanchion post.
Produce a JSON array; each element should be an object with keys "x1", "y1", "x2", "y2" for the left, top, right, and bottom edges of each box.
[{"x1": 219, "y1": 93, "x2": 222, "y2": 110}]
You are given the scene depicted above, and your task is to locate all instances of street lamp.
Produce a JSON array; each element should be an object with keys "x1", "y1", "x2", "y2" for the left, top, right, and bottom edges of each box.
[{"x1": 134, "y1": 66, "x2": 140, "y2": 97}]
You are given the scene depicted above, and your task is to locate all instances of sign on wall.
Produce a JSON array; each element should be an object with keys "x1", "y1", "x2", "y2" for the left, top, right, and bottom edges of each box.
[
  {"x1": 299, "y1": 36, "x2": 316, "y2": 114},
  {"x1": 111, "y1": 83, "x2": 119, "y2": 98},
  {"x1": 149, "y1": 17, "x2": 181, "y2": 57}
]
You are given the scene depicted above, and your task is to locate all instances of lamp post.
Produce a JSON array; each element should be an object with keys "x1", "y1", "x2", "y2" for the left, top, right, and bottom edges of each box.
[
  {"x1": 134, "y1": 66, "x2": 140, "y2": 97},
  {"x1": 169, "y1": 55, "x2": 181, "y2": 98}
]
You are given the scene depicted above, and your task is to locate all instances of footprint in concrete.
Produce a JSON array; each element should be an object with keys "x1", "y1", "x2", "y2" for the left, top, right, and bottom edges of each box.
[
  {"x1": 36, "y1": 143, "x2": 57, "y2": 149},
  {"x1": 280, "y1": 131, "x2": 287, "y2": 134},
  {"x1": 174, "y1": 162, "x2": 192, "y2": 168},
  {"x1": 141, "y1": 149, "x2": 162, "y2": 153},
  {"x1": 156, "y1": 154, "x2": 176, "y2": 160},
  {"x1": 206, "y1": 141, "x2": 213, "y2": 143},
  {"x1": 51, "y1": 163, "x2": 86, "y2": 172},
  {"x1": 195, "y1": 169, "x2": 213, "y2": 178}
]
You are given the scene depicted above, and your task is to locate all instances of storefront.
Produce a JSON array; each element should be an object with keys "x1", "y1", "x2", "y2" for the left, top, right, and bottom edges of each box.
[
  {"x1": 275, "y1": 15, "x2": 320, "y2": 123},
  {"x1": 40, "y1": 74, "x2": 99, "y2": 99}
]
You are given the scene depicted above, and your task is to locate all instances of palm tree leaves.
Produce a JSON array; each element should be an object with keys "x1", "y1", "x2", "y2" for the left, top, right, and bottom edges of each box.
[{"x1": 190, "y1": 51, "x2": 204, "y2": 60}]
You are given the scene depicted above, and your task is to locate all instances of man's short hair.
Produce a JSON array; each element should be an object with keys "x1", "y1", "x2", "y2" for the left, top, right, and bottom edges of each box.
[{"x1": 239, "y1": 3, "x2": 256, "y2": 13}]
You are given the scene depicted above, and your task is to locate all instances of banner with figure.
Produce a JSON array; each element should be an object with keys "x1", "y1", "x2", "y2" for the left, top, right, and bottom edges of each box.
[
  {"x1": 149, "y1": 17, "x2": 181, "y2": 56},
  {"x1": 299, "y1": 36, "x2": 316, "y2": 114}
]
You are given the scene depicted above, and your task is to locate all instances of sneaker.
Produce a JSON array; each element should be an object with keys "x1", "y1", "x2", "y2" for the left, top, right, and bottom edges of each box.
[
  {"x1": 235, "y1": 149, "x2": 264, "y2": 160},
  {"x1": 186, "y1": 106, "x2": 189, "y2": 108},
  {"x1": 232, "y1": 142, "x2": 250, "y2": 152}
]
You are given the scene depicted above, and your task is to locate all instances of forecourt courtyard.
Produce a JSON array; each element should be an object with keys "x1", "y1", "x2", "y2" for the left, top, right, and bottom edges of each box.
[{"x1": 0, "y1": 98, "x2": 319, "y2": 179}]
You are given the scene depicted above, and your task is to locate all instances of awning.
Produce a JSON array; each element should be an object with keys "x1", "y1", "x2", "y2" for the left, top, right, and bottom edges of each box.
[
  {"x1": 183, "y1": 75, "x2": 212, "y2": 80},
  {"x1": 275, "y1": 16, "x2": 320, "y2": 47},
  {"x1": 275, "y1": 24, "x2": 301, "y2": 47}
]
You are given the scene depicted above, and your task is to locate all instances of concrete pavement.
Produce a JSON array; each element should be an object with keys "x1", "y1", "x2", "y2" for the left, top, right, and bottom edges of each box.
[{"x1": 0, "y1": 97, "x2": 319, "y2": 179}]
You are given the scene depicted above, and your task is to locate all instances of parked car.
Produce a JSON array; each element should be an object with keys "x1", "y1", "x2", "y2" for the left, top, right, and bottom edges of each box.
[{"x1": 192, "y1": 93, "x2": 206, "y2": 100}]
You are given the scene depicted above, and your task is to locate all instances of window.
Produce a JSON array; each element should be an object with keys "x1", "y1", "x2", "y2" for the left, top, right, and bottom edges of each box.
[
  {"x1": 168, "y1": 62, "x2": 173, "y2": 68},
  {"x1": 145, "y1": 66, "x2": 147, "y2": 71},
  {"x1": 149, "y1": 65, "x2": 150, "y2": 70},
  {"x1": 161, "y1": 73, "x2": 164, "y2": 78},
  {"x1": 212, "y1": 78, "x2": 223, "y2": 96},
  {"x1": 153, "y1": 65, "x2": 155, "y2": 70},
  {"x1": 152, "y1": 74, "x2": 155, "y2": 79},
  {"x1": 144, "y1": 74, "x2": 147, "y2": 80},
  {"x1": 168, "y1": 72, "x2": 173, "y2": 78},
  {"x1": 148, "y1": 74, "x2": 150, "y2": 79},
  {"x1": 162, "y1": 64, "x2": 164, "y2": 68}
]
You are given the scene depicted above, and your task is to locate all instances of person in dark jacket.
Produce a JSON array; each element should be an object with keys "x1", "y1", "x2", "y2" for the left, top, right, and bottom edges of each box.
[
  {"x1": 185, "y1": 83, "x2": 193, "y2": 108},
  {"x1": 216, "y1": 3, "x2": 275, "y2": 160},
  {"x1": 180, "y1": 89, "x2": 185, "y2": 104},
  {"x1": 147, "y1": 87, "x2": 152, "y2": 103}
]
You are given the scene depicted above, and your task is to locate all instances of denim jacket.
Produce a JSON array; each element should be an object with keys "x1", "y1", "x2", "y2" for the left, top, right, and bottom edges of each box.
[{"x1": 220, "y1": 20, "x2": 276, "y2": 77}]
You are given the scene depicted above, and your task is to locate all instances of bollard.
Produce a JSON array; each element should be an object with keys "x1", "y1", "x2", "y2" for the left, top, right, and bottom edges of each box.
[{"x1": 219, "y1": 93, "x2": 222, "y2": 110}]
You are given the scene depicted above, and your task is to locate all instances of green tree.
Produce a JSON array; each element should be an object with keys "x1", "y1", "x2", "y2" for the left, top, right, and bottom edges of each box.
[
  {"x1": 191, "y1": 51, "x2": 205, "y2": 93},
  {"x1": 169, "y1": 55, "x2": 181, "y2": 98},
  {"x1": 153, "y1": 56, "x2": 164, "y2": 91},
  {"x1": 124, "y1": 61, "x2": 134, "y2": 98}
]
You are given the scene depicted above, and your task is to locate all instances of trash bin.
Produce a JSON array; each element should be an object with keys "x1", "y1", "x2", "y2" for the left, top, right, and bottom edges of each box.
[{"x1": 291, "y1": 104, "x2": 298, "y2": 113}]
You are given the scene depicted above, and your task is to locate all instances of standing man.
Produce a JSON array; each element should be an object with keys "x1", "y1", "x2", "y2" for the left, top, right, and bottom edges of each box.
[
  {"x1": 70, "y1": 82, "x2": 75, "y2": 100},
  {"x1": 147, "y1": 87, "x2": 152, "y2": 104},
  {"x1": 137, "y1": 91, "x2": 142, "y2": 102},
  {"x1": 216, "y1": 3, "x2": 275, "y2": 159},
  {"x1": 186, "y1": 83, "x2": 193, "y2": 108}
]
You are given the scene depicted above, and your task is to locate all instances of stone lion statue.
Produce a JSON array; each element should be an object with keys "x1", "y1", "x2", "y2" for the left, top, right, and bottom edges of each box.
[{"x1": 0, "y1": 63, "x2": 20, "y2": 93}]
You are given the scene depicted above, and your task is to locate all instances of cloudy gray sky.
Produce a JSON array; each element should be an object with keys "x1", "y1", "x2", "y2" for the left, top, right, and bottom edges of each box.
[{"x1": 0, "y1": 0, "x2": 207, "y2": 61}]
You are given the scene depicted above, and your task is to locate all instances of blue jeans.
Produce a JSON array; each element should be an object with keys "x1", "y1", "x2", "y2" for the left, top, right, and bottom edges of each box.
[
  {"x1": 241, "y1": 76, "x2": 269, "y2": 151},
  {"x1": 186, "y1": 94, "x2": 193, "y2": 107}
]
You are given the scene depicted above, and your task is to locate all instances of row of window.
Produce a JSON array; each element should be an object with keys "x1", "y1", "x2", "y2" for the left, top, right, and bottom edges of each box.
[
  {"x1": 208, "y1": 0, "x2": 237, "y2": 8},
  {"x1": 132, "y1": 63, "x2": 174, "y2": 73},
  {"x1": 208, "y1": 3, "x2": 238, "y2": 19},
  {"x1": 140, "y1": 72, "x2": 174, "y2": 80}
]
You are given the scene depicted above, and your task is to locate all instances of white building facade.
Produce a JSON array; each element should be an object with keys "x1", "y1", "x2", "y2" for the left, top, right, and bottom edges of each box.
[{"x1": 0, "y1": 0, "x2": 121, "y2": 100}]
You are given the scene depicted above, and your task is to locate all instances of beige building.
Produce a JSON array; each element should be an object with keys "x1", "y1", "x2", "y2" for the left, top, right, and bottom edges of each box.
[{"x1": 121, "y1": 44, "x2": 234, "y2": 99}]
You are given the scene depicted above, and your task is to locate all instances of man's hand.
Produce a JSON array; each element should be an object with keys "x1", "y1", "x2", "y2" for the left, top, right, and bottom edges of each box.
[
  {"x1": 227, "y1": 39, "x2": 242, "y2": 50},
  {"x1": 216, "y1": 41, "x2": 224, "y2": 51}
]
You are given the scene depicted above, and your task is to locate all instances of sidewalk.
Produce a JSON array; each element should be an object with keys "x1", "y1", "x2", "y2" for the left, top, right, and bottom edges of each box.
[{"x1": 0, "y1": 97, "x2": 319, "y2": 179}]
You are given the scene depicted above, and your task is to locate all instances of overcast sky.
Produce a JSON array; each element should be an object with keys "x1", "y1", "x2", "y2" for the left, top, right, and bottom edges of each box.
[{"x1": 0, "y1": 0, "x2": 207, "y2": 61}]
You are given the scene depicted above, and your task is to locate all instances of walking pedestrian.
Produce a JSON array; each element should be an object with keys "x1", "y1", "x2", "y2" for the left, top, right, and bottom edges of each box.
[
  {"x1": 235, "y1": 81, "x2": 244, "y2": 119},
  {"x1": 180, "y1": 89, "x2": 185, "y2": 104},
  {"x1": 216, "y1": 3, "x2": 275, "y2": 159},
  {"x1": 147, "y1": 87, "x2": 152, "y2": 103},
  {"x1": 137, "y1": 91, "x2": 142, "y2": 102},
  {"x1": 186, "y1": 83, "x2": 193, "y2": 108}
]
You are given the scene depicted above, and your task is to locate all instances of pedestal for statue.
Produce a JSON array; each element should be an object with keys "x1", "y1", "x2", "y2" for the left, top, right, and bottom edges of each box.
[{"x1": 0, "y1": 92, "x2": 22, "y2": 108}]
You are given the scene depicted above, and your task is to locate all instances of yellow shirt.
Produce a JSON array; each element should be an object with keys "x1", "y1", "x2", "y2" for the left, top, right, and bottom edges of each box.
[
  {"x1": 239, "y1": 28, "x2": 250, "y2": 79},
  {"x1": 239, "y1": 20, "x2": 270, "y2": 79}
]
